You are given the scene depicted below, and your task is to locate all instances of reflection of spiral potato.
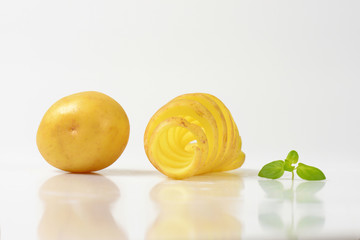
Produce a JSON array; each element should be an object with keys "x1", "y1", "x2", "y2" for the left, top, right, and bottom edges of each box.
[
  {"x1": 147, "y1": 172, "x2": 243, "y2": 240},
  {"x1": 144, "y1": 93, "x2": 245, "y2": 179}
]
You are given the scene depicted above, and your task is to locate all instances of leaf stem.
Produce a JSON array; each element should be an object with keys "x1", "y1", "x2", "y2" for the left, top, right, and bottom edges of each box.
[{"x1": 291, "y1": 170, "x2": 294, "y2": 181}]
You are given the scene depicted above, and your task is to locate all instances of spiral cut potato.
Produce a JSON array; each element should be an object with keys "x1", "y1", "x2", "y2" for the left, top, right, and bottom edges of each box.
[{"x1": 144, "y1": 93, "x2": 245, "y2": 179}]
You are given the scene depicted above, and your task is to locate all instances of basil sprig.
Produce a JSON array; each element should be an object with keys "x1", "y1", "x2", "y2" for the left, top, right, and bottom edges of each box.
[{"x1": 258, "y1": 150, "x2": 326, "y2": 181}]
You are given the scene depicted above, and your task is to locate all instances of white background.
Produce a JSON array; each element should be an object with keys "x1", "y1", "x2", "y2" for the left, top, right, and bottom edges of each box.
[
  {"x1": 1, "y1": 0, "x2": 359, "y2": 170},
  {"x1": 0, "y1": 1, "x2": 360, "y2": 240}
]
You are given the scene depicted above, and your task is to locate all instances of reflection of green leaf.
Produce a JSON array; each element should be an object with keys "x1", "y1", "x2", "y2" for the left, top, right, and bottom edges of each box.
[
  {"x1": 258, "y1": 180, "x2": 284, "y2": 199},
  {"x1": 297, "y1": 216, "x2": 325, "y2": 232},
  {"x1": 283, "y1": 189, "x2": 294, "y2": 201},
  {"x1": 259, "y1": 213, "x2": 284, "y2": 229},
  {"x1": 296, "y1": 181, "x2": 325, "y2": 195},
  {"x1": 296, "y1": 181, "x2": 325, "y2": 203}
]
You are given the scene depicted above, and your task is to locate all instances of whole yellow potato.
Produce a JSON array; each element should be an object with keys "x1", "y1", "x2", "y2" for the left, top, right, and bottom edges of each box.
[{"x1": 36, "y1": 91, "x2": 130, "y2": 172}]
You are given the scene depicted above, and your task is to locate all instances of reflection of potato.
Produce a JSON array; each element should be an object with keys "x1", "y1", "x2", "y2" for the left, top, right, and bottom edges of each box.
[
  {"x1": 144, "y1": 93, "x2": 245, "y2": 179},
  {"x1": 147, "y1": 172, "x2": 243, "y2": 240},
  {"x1": 38, "y1": 173, "x2": 126, "y2": 240},
  {"x1": 151, "y1": 172, "x2": 243, "y2": 203},
  {"x1": 148, "y1": 211, "x2": 240, "y2": 240}
]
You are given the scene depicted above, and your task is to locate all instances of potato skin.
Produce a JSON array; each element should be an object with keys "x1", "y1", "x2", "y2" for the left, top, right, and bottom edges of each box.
[
  {"x1": 144, "y1": 93, "x2": 245, "y2": 179},
  {"x1": 37, "y1": 91, "x2": 130, "y2": 172}
]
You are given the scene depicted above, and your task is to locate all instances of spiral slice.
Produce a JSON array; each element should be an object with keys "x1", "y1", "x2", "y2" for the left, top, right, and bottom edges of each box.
[{"x1": 144, "y1": 93, "x2": 245, "y2": 179}]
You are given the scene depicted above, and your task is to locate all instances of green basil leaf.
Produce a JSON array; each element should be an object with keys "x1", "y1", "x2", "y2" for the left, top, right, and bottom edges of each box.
[
  {"x1": 286, "y1": 150, "x2": 299, "y2": 164},
  {"x1": 296, "y1": 163, "x2": 326, "y2": 181},
  {"x1": 258, "y1": 160, "x2": 285, "y2": 179},
  {"x1": 284, "y1": 159, "x2": 295, "y2": 172}
]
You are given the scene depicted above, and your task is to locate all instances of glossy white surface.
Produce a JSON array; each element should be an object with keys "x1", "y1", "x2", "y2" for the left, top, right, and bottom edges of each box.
[
  {"x1": 1, "y1": 0, "x2": 360, "y2": 239},
  {"x1": 0, "y1": 162, "x2": 359, "y2": 240}
]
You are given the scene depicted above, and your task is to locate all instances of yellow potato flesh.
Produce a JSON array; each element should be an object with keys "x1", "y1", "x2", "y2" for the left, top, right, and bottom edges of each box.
[{"x1": 144, "y1": 93, "x2": 245, "y2": 179}]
